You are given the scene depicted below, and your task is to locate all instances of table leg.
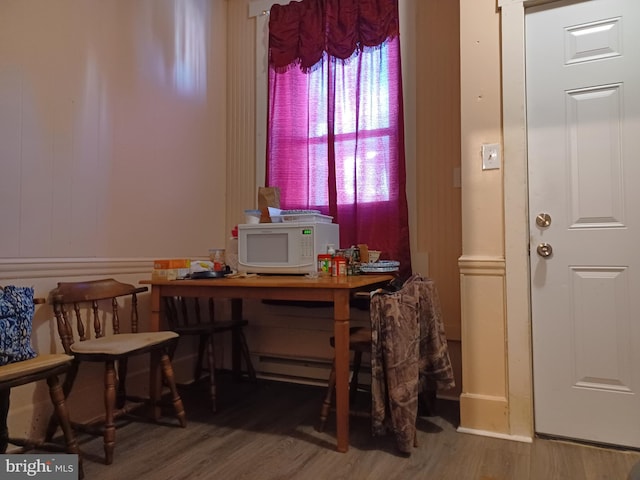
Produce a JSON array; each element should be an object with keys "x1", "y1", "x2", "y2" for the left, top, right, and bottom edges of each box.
[
  {"x1": 231, "y1": 298, "x2": 243, "y2": 379},
  {"x1": 333, "y1": 290, "x2": 351, "y2": 453},
  {"x1": 149, "y1": 286, "x2": 161, "y2": 332}
]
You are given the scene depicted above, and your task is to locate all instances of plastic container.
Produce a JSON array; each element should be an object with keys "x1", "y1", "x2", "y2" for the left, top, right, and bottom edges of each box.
[
  {"x1": 278, "y1": 213, "x2": 333, "y2": 223},
  {"x1": 244, "y1": 210, "x2": 261, "y2": 224}
]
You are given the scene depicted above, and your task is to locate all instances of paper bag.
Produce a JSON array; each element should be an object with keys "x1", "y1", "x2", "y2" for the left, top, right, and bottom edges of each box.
[{"x1": 258, "y1": 187, "x2": 281, "y2": 223}]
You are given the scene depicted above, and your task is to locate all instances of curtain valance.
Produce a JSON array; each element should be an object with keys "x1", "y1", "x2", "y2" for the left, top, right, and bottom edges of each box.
[{"x1": 268, "y1": 0, "x2": 399, "y2": 72}]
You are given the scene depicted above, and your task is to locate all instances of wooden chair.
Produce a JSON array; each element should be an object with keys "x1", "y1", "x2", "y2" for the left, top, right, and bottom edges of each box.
[
  {"x1": 317, "y1": 326, "x2": 371, "y2": 432},
  {"x1": 0, "y1": 288, "x2": 84, "y2": 478},
  {"x1": 163, "y1": 296, "x2": 256, "y2": 412},
  {"x1": 49, "y1": 278, "x2": 187, "y2": 465}
]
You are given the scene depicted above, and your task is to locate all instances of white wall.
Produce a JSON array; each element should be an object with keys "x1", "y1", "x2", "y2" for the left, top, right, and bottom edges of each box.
[
  {"x1": 0, "y1": 0, "x2": 228, "y2": 260},
  {"x1": 0, "y1": 0, "x2": 229, "y2": 438}
]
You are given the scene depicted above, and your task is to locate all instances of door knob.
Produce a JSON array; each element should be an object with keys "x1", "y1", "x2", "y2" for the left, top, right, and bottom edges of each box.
[
  {"x1": 536, "y1": 243, "x2": 553, "y2": 258},
  {"x1": 536, "y1": 213, "x2": 552, "y2": 228}
]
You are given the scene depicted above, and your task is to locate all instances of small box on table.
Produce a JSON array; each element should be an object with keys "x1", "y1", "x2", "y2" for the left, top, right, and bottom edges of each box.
[
  {"x1": 153, "y1": 259, "x2": 191, "y2": 270},
  {"x1": 152, "y1": 259, "x2": 191, "y2": 280}
]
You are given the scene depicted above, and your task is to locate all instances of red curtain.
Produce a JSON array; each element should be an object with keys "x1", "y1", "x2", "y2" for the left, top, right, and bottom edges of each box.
[
  {"x1": 266, "y1": 0, "x2": 411, "y2": 278},
  {"x1": 269, "y1": 0, "x2": 400, "y2": 72}
]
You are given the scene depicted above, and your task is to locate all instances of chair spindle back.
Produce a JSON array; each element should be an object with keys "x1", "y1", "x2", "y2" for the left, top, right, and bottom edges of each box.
[
  {"x1": 51, "y1": 279, "x2": 148, "y2": 355},
  {"x1": 164, "y1": 296, "x2": 215, "y2": 330}
]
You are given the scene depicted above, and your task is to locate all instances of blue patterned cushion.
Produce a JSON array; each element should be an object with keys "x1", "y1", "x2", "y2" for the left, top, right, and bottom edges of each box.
[{"x1": 0, "y1": 286, "x2": 37, "y2": 366}]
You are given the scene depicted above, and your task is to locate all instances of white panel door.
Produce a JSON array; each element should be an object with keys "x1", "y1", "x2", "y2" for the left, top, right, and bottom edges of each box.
[{"x1": 527, "y1": 0, "x2": 640, "y2": 447}]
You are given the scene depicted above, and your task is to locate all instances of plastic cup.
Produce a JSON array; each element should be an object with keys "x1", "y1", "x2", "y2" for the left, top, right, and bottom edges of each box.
[{"x1": 208, "y1": 249, "x2": 225, "y2": 271}]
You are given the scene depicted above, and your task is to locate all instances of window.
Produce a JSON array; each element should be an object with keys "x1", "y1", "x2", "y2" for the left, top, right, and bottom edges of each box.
[
  {"x1": 305, "y1": 46, "x2": 393, "y2": 207},
  {"x1": 268, "y1": 43, "x2": 400, "y2": 209},
  {"x1": 265, "y1": 0, "x2": 411, "y2": 276}
]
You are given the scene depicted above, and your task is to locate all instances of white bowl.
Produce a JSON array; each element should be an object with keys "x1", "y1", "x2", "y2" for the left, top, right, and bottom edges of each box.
[{"x1": 244, "y1": 210, "x2": 261, "y2": 224}]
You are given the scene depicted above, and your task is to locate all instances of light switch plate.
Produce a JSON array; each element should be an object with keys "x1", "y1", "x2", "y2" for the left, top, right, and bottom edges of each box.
[{"x1": 482, "y1": 143, "x2": 501, "y2": 170}]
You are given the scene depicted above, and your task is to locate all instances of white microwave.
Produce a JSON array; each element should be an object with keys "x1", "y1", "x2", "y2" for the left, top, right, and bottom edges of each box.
[{"x1": 238, "y1": 222, "x2": 340, "y2": 275}]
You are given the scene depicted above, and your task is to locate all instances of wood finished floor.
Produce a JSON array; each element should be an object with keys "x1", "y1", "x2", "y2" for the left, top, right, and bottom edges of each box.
[{"x1": 72, "y1": 374, "x2": 640, "y2": 480}]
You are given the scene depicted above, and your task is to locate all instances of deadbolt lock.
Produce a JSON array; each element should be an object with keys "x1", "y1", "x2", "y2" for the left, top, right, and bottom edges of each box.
[
  {"x1": 536, "y1": 213, "x2": 552, "y2": 228},
  {"x1": 536, "y1": 243, "x2": 553, "y2": 258}
]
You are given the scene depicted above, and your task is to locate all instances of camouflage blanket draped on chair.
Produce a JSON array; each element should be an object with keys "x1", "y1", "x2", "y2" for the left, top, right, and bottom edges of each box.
[{"x1": 370, "y1": 274, "x2": 455, "y2": 453}]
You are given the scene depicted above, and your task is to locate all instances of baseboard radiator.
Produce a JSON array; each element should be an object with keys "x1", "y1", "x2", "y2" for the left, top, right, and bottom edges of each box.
[
  {"x1": 249, "y1": 353, "x2": 333, "y2": 386},
  {"x1": 247, "y1": 352, "x2": 375, "y2": 388},
  {"x1": 244, "y1": 353, "x2": 455, "y2": 403}
]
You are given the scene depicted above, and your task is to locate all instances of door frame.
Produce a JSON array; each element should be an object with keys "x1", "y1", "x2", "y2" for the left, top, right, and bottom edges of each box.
[{"x1": 498, "y1": 0, "x2": 576, "y2": 439}]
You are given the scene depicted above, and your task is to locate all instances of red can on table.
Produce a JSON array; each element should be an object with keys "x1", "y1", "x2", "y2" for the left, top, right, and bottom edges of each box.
[{"x1": 332, "y1": 255, "x2": 347, "y2": 277}]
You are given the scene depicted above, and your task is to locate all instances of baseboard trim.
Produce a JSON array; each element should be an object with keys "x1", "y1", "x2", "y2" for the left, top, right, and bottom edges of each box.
[
  {"x1": 0, "y1": 257, "x2": 154, "y2": 280},
  {"x1": 457, "y1": 426, "x2": 533, "y2": 443}
]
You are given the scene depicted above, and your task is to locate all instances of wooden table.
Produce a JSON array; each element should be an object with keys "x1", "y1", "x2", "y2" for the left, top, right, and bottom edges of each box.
[{"x1": 140, "y1": 274, "x2": 393, "y2": 453}]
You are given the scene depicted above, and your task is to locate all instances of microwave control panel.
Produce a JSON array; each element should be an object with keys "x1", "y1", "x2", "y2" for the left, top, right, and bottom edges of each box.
[{"x1": 299, "y1": 228, "x2": 314, "y2": 260}]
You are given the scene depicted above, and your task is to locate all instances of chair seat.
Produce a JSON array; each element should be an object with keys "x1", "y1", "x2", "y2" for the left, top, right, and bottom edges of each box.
[
  {"x1": 318, "y1": 325, "x2": 373, "y2": 433},
  {"x1": 70, "y1": 332, "x2": 178, "y2": 356},
  {"x1": 329, "y1": 327, "x2": 371, "y2": 353},
  {"x1": 0, "y1": 354, "x2": 74, "y2": 383}
]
